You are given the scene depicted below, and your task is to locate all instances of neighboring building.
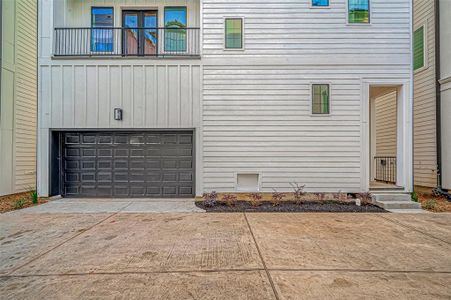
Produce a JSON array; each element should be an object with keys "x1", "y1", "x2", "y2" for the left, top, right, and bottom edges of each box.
[
  {"x1": 37, "y1": 0, "x2": 414, "y2": 199},
  {"x1": 0, "y1": 0, "x2": 38, "y2": 196},
  {"x1": 413, "y1": 0, "x2": 450, "y2": 194}
]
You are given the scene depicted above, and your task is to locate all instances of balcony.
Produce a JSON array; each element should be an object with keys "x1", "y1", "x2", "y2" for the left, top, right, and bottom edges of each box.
[{"x1": 53, "y1": 27, "x2": 200, "y2": 58}]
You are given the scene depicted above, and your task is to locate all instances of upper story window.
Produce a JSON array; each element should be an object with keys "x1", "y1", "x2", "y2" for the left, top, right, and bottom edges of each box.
[
  {"x1": 312, "y1": 84, "x2": 330, "y2": 115},
  {"x1": 225, "y1": 18, "x2": 243, "y2": 49},
  {"x1": 312, "y1": 0, "x2": 330, "y2": 7},
  {"x1": 165, "y1": 7, "x2": 187, "y2": 52},
  {"x1": 91, "y1": 7, "x2": 114, "y2": 52},
  {"x1": 414, "y1": 25, "x2": 426, "y2": 71},
  {"x1": 348, "y1": 0, "x2": 370, "y2": 24}
]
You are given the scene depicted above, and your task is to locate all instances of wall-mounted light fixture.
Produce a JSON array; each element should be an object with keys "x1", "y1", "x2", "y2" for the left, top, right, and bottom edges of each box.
[{"x1": 114, "y1": 108, "x2": 123, "y2": 121}]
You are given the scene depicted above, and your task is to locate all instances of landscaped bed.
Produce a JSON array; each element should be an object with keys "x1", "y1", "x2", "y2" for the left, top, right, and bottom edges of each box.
[
  {"x1": 196, "y1": 200, "x2": 387, "y2": 213},
  {"x1": 197, "y1": 189, "x2": 387, "y2": 213},
  {"x1": 0, "y1": 192, "x2": 47, "y2": 214}
]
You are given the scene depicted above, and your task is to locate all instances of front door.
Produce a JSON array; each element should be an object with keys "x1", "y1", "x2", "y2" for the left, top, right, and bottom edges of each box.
[{"x1": 122, "y1": 10, "x2": 158, "y2": 56}]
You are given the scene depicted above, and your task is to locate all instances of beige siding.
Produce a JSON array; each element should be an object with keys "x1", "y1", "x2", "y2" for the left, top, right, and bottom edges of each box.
[
  {"x1": 375, "y1": 91, "x2": 397, "y2": 157},
  {"x1": 15, "y1": 0, "x2": 38, "y2": 192},
  {"x1": 0, "y1": 0, "x2": 37, "y2": 196},
  {"x1": 413, "y1": 0, "x2": 437, "y2": 188}
]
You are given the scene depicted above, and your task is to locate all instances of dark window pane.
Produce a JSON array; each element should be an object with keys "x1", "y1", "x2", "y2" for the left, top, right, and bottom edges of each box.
[
  {"x1": 349, "y1": 0, "x2": 369, "y2": 23},
  {"x1": 225, "y1": 18, "x2": 243, "y2": 49},
  {"x1": 312, "y1": 84, "x2": 330, "y2": 114},
  {"x1": 312, "y1": 0, "x2": 329, "y2": 7},
  {"x1": 414, "y1": 26, "x2": 425, "y2": 70},
  {"x1": 91, "y1": 8, "x2": 114, "y2": 52},
  {"x1": 165, "y1": 7, "x2": 187, "y2": 52}
]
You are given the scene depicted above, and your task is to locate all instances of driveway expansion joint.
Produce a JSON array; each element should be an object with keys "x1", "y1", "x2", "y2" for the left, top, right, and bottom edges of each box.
[
  {"x1": 377, "y1": 214, "x2": 451, "y2": 246},
  {"x1": 244, "y1": 212, "x2": 280, "y2": 300}
]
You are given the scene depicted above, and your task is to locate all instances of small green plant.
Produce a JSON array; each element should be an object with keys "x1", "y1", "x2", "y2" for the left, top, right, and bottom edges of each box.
[
  {"x1": 221, "y1": 194, "x2": 238, "y2": 207},
  {"x1": 423, "y1": 199, "x2": 437, "y2": 210},
  {"x1": 271, "y1": 189, "x2": 286, "y2": 206},
  {"x1": 202, "y1": 191, "x2": 218, "y2": 208},
  {"x1": 248, "y1": 193, "x2": 262, "y2": 207},
  {"x1": 411, "y1": 191, "x2": 419, "y2": 203},
  {"x1": 14, "y1": 198, "x2": 26, "y2": 210},
  {"x1": 30, "y1": 190, "x2": 38, "y2": 204}
]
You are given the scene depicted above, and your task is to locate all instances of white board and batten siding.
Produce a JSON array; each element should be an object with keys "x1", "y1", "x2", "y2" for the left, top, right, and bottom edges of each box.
[
  {"x1": 0, "y1": 0, "x2": 37, "y2": 196},
  {"x1": 201, "y1": 0, "x2": 412, "y2": 193},
  {"x1": 413, "y1": 0, "x2": 437, "y2": 188}
]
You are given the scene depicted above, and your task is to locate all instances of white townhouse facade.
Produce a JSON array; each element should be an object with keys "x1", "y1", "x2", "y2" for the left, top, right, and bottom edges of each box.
[{"x1": 38, "y1": 0, "x2": 414, "y2": 198}]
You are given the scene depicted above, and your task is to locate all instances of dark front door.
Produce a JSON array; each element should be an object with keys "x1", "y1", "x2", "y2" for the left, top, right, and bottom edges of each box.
[
  {"x1": 122, "y1": 10, "x2": 158, "y2": 56},
  {"x1": 61, "y1": 131, "x2": 194, "y2": 198}
]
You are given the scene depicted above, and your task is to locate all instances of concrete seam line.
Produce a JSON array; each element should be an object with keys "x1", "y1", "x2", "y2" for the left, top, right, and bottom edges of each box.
[
  {"x1": 243, "y1": 212, "x2": 280, "y2": 300},
  {"x1": 377, "y1": 214, "x2": 451, "y2": 246},
  {"x1": 3, "y1": 268, "x2": 268, "y2": 278},
  {"x1": 4, "y1": 268, "x2": 451, "y2": 279},
  {"x1": 6, "y1": 206, "x2": 131, "y2": 276}
]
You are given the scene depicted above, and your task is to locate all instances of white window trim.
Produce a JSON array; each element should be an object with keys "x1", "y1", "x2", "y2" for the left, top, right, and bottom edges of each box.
[
  {"x1": 346, "y1": 0, "x2": 371, "y2": 26},
  {"x1": 223, "y1": 17, "x2": 245, "y2": 51},
  {"x1": 414, "y1": 22, "x2": 429, "y2": 74},
  {"x1": 310, "y1": 0, "x2": 331, "y2": 9},
  {"x1": 310, "y1": 82, "x2": 333, "y2": 116}
]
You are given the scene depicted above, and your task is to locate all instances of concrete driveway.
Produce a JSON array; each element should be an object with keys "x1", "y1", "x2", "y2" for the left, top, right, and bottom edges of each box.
[{"x1": 1, "y1": 199, "x2": 451, "y2": 299}]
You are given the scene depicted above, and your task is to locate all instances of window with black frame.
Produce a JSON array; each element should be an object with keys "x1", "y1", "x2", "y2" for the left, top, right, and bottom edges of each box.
[{"x1": 91, "y1": 7, "x2": 114, "y2": 52}]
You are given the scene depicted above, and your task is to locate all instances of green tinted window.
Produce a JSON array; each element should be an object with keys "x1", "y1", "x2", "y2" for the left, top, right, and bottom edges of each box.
[
  {"x1": 312, "y1": 84, "x2": 330, "y2": 114},
  {"x1": 414, "y1": 26, "x2": 425, "y2": 71},
  {"x1": 225, "y1": 18, "x2": 243, "y2": 49},
  {"x1": 349, "y1": 0, "x2": 370, "y2": 23}
]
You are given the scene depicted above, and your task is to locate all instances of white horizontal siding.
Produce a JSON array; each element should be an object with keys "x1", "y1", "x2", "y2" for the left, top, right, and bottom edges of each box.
[
  {"x1": 203, "y1": 0, "x2": 411, "y2": 61},
  {"x1": 40, "y1": 64, "x2": 201, "y2": 129},
  {"x1": 202, "y1": 65, "x2": 410, "y2": 193},
  {"x1": 413, "y1": 0, "x2": 437, "y2": 188}
]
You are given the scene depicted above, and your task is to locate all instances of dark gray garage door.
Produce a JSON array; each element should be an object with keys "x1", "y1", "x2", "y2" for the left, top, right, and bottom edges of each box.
[{"x1": 62, "y1": 131, "x2": 194, "y2": 198}]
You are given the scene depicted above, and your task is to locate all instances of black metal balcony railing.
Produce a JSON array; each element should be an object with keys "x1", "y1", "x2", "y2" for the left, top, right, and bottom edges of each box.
[
  {"x1": 54, "y1": 27, "x2": 200, "y2": 57},
  {"x1": 374, "y1": 156, "x2": 397, "y2": 184}
]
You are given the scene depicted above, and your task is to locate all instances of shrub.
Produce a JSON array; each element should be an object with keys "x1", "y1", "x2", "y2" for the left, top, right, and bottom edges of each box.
[
  {"x1": 221, "y1": 194, "x2": 238, "y2": 207},
  {"x1": 14, "y1": 198, "x2": 26, "y2": 210},
  {"x1": 290, "y1": 183, "x2": 306, "y2": 204},
  {"x1": 248, "y1": 193, "x2": 262, "y2": 207},
  {"x1": 411, "y1": 191, "x2": 419, "y2": 202},
  {"x1": 423, "y1": 199, "x2": 437, "y2": 210},
  {"x1": 271, "y1": 189, "x2": 286, "y2": 206},
  {"x1": 202, "y1": 191, "x2": 218, "y2": 207},
  {"x1": 357, "y1": 192, "x2": 373, "y2": 205},
  {"x1": 30, "y1": 190, "x2": 38, "y2": 204}
]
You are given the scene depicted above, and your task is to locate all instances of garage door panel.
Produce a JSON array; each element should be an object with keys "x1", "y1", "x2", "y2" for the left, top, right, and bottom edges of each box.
[{"x1": 62, "y1": 131, "x2": 194, "y2": 198}]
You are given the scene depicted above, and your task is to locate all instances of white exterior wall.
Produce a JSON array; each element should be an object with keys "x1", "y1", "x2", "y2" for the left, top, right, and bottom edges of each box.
[
  {"x1": 201, "y1": 0, "x2": 412, "y2": 193},
  {"x1": 38, "y1": 0, "x2": 413, "y2": 196},
  {"x1": 0, "y1": 0, "x2": 37, "y2": 196},
  {"x1": 413, "y1": 0, "x2": 437, "y2": 188},
  {"x1": 439, "y1": 0, "x2": 451, "y2": 190}
]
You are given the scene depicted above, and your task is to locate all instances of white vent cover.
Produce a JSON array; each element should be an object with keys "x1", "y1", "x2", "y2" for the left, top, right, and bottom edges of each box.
[{"x1": 236, "y1": 174, "x2": 259, "y2": 192}]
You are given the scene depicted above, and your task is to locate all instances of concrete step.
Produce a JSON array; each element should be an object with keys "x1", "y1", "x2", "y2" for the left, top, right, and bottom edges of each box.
[
  {"x1": 373, "y1": 193, "x2": 412, "y2": 202},
  {"x1": 375, "y1": 200, "x2": 422, "y2": 210}
]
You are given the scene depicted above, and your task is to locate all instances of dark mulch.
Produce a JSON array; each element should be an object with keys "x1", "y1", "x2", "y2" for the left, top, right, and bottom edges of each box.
[{"x1": 195, "y1": 201, "x2": 387, "y2": 213}]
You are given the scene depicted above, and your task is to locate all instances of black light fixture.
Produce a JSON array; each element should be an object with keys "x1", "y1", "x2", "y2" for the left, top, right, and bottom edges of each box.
[{"x1": 114, "y1": 108, "x2": 123, "y2": 121}]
